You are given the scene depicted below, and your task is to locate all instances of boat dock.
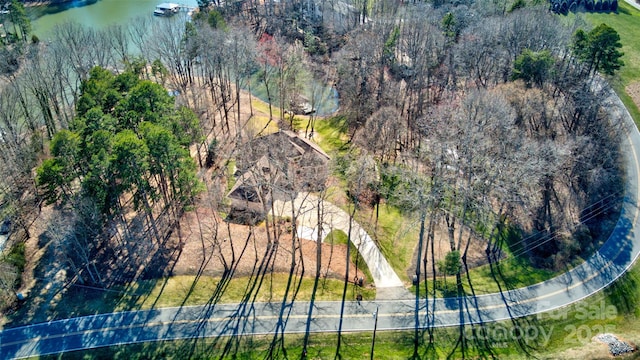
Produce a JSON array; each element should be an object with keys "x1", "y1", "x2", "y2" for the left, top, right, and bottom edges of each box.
[{"x1": 154, "y1": 3, "x2": 195, "y2": 16}]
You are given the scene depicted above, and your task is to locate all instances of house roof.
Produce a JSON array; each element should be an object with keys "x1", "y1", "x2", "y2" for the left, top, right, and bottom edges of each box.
[
  {"x1": 236, "y1": 130, "x2": 330, "y2": 171},
  {"x1": 280, "y1": 130, "x2": 330, "y2": 161},
  {"x1": 227, "y1": 131, "x2": 331, "y2": 208}
]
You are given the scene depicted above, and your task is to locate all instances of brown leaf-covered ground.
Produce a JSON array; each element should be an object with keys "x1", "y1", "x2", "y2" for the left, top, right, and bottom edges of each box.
[{"x1": 170, "y1": 205, "x2": 366, "y2": 283}]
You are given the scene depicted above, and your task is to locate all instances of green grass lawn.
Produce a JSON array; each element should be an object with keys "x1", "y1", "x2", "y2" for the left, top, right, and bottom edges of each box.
[
  {"x1": 582, "y1": 2, "x2": 640, "y2": 126},
  {"x1": 463, "y1": 257, "x2": 556, "y2": 294},
  {"x1": 134, "y1": 274, "x2": 376, "y2": 308},
  {"x1": 462, "y1": 224, "x2": 560, "y2": 294},
  {"x1": 8, "y1": 274, "x2": 376, "y2": 326},
  {"x1": 310, "y1": 115, "x2": 350, "y2": 155},
  {"x1": 325, "y1": 229, "x2": 375, "y2": 284},
  {"x1": 528, "y1": 265, "x2": 640, "y2": 358},
  {"x1": 354, "y1": 203, "x2": 419, "y2": 283},
  {"x1": 34, "y1": 332, "x2": 421, "y2": 360},
  {"x1": 584, "y1": 2, "x2": 640, "y2": 85},
  {"x1": 307, "y1": 115, "x2": 420, "y2": 281},
  {"x1": 410, "y1": 258, "x2": 556, "y2": 298}
]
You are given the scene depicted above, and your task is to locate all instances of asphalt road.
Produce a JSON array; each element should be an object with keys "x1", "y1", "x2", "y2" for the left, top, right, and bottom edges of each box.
[{"x1": 2, "y1": 83, "x2": 640, "y2": 359}]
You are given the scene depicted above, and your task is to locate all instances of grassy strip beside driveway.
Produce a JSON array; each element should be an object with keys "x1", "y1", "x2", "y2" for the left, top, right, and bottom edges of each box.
[{"x1": 8, "y1": 275, "x2": 375, "y2": 326}]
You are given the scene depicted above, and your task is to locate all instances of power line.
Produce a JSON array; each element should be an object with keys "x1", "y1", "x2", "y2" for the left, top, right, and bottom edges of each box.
[{"x1": 504, "y1": 190, "x2": 624, "y2": 259}]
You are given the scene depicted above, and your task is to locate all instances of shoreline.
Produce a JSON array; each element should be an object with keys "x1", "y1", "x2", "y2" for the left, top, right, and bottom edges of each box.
[{"x1": 23, "y1": 0, "x2": 97, "y2": 8}]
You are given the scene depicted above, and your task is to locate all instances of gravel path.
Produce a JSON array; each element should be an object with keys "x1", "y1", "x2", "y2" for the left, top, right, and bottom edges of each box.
[{"x1": 595, "y1": 333, "x2": 635, "y2": 356}]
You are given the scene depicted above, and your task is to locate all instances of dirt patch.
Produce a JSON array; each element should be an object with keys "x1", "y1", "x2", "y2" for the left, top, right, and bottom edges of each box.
[
  {"x1": 553, "y1": 333, "x2": 639, "y2": 360},
  {"x1": 554, "y1": 342, "x2": 614, "y2": 360},
  {"x1": 0, "y1": 205, "x2": 59, "y2": 327},
  {"x1": 627, "y1": 81, "x2": 640, "y2": 108},
  {"x1": 171, "y1": 205, "x2": 365, "y2": 283}
]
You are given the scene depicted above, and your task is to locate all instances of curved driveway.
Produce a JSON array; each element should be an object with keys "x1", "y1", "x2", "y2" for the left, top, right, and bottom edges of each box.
[
  {"x1": 2, "y1": 84, "x2": 640, "y2": 358},
  {"x1": 273, "y1": 193, "x2": 405, "y2": 289}
]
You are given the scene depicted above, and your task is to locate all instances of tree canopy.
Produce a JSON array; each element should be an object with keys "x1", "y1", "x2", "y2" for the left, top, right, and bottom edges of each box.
[
  {"x1": 36, "y1": 67, "x2": 202, "y2": 218},
  {"x1": 572, "y1": 23, "x2": 624, "y2": 76},
  {"x1": 512, "y1": 49, "x2": 554, "y2": 88},
  {"x1": 6, "y1": 0, "x2": 31, "y2": 43}
]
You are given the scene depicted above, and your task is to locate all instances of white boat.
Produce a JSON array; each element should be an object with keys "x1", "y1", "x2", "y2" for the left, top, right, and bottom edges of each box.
[{"x1": 154, "y1": 3, "x2": 180, "y2": 16}]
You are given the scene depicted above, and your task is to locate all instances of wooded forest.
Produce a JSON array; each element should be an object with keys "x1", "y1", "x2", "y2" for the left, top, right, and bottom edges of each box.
[{"x1": 0, "y1": 0, "x2": 628, "y2": 357}]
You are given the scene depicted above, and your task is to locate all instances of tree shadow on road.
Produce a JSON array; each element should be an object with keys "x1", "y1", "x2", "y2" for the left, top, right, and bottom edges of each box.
[{"x1": 159, "y1": 195, "x2": 310, "y2": 360}]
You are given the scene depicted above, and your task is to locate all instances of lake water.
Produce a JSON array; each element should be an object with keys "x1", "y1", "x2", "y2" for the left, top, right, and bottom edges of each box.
[
  {"x1": 29, "y1": 0, "x2": 198, "y2": 38},
  {"x1": 247, "y1": 75, "x2": 340, "y2": 117}
]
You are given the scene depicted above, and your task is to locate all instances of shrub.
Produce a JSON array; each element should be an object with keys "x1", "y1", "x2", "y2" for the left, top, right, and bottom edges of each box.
[{"x1": 6, "y1": 242, "x2": 26, "y2": 273}]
